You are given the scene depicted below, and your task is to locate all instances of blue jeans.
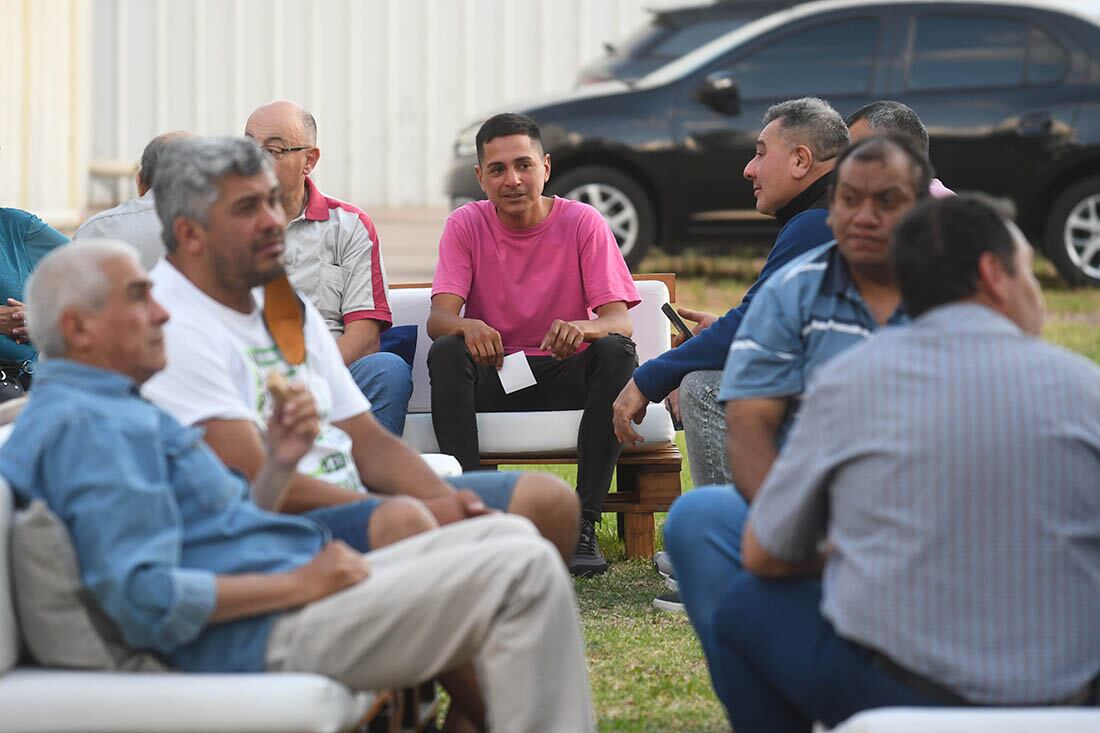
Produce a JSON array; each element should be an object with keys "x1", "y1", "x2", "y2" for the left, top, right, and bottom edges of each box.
[
  {"x1": 304, "y1": 470, "x2": 519, "y2": 553},
  {"x1": 710, "y1": 576, "x2": 938, "y2": 733},
  {"x1": 662, "y1": 485, "x2": 748, "y2": 669},
  {"x1": 348, "y1": 352, "x2": 413, "y2": 436}
]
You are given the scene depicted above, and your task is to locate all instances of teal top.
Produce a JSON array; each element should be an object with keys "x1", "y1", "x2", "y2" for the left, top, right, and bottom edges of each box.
[{"x1": 0, "y1": 208, "x2": 68, "y2": 363}]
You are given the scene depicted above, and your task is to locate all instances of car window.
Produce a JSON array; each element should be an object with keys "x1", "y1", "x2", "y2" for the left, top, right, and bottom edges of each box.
[
  {"x1": 909, "y1": 15, "x2": 1027, "y2": 90},
  {"x1": 726, "y1": 18, "x2": 879, "y2": 100},
  {"x1": 1028, "y1": 24, "x2": 1069, "y2": 85},
  {"x1": 611, "y1": 23, "x2": 668, "y2": 60},
  {"x1": 649, "y1": 19, "x2": 752, "y2": 59}
]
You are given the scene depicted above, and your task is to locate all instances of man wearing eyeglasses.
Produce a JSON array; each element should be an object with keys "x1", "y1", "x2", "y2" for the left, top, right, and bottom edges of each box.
[{"x1": 245, "y1": 100, "x2": 413, "y2": 437}]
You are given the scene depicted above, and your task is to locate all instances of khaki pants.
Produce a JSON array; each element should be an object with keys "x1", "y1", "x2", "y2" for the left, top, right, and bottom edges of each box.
[{"x1": 266, "y1": 514, "x2": 595, "y2": 732}]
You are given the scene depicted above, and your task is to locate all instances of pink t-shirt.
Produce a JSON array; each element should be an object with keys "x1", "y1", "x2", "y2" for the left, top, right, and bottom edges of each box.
[{"x1": 433, "y1": 197, "x2": 640, "y2": 356}]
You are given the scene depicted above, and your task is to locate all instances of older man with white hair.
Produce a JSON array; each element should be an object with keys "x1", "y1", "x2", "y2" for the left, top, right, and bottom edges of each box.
[{"x1": 0, "y1": 239, "x2": 595, "y2": 733}]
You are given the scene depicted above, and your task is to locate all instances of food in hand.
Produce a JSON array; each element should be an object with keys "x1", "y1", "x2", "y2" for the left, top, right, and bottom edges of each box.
[{"x1": 266, "y1": 370, "x2": 291, "y2": 408}]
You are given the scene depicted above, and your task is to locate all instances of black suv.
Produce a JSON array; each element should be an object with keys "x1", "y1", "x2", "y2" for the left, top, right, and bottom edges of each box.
[{"x1": 446, "y1": 0, "x2": 1100, "y2": 286}]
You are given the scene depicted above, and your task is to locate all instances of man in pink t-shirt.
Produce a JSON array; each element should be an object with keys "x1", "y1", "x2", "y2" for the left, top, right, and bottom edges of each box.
[{"x1": 428, "y1": 113, "x2": 641, "y2": 577}]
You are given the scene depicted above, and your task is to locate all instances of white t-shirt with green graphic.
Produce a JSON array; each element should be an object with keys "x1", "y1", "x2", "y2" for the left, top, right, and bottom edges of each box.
[{"x1": 143, "y1": 260, "x2": 370, "y2": 491}]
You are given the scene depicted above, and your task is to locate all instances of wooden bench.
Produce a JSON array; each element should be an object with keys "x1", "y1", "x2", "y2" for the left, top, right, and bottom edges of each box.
[
  {"x1": 393, "y1": 275, "x2": 684, "y2": 560},
  {"x1": 481, "y1": 444, "x2": 682, "y2": 559}
]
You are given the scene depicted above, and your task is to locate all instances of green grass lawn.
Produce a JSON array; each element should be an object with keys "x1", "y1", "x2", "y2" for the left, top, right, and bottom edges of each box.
[{"x1": 508, "y1": 248, "x2": 1100, "y2": 733}]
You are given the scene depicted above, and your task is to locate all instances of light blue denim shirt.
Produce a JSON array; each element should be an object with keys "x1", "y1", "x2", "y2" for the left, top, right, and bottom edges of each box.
[
  {"x1": 720, "y1": 242, "x2": 909, "y2": 446},
  {"x1": 0, "y1": 359, "x2": 328, "y2": 672}
]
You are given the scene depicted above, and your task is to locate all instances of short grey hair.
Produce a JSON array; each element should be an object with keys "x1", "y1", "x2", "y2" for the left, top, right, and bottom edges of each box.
[
  {"x1": 846, "y1": 100, "x2": 930, "y2": 154},
  {"x1": 137, "y1": 131, "x2": 191, "y2": 190},
  {"x1": 763, "y1": 97, "x2": 850, "y2": 162},
  {"x1": 153, "y1": 136, "x2": 274, "y2": 253},
  {"x1": 301, "y1": 110, "x2": 318, "y2": 145},
  {"x1": 25, "y1": 239, "x2": 141, "y2": 359}
]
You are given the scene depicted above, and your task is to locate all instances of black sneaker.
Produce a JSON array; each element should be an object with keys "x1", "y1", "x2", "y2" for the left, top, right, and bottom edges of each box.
[
  {"x1": 568, "y1": 518, "x2": 609, "y2": 577},
  {"x1": 651, "y1": 591, "x2": 685, "y2": 613}
]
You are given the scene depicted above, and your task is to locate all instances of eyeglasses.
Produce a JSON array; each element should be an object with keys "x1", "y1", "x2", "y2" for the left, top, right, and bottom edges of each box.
[{"x1": 262, "y1": 145, "x2": 311, "y2": 159}]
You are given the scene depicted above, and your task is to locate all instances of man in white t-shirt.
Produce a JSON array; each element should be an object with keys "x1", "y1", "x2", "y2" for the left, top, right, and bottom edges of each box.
[{"x1": 142, "y1": 136, "x2": 580, "y2": 560}]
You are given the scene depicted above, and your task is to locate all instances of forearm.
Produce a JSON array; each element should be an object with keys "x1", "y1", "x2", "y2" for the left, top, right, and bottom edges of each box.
[
  {"x1": 209, "y1": 571, "x2": 312, "y2": 623},
  {"x1": 280, "y1": 473, "x2": 368, "y2": 513},
  {"x1": 251, "y1": 459, "x2": 296, "y2": 512},
  {"x1": 427, "y1": 309, "x2": 469, "y2": 340},
  {"x1": 742, "y1": 524, "x2": 825, "y2": 578},
  {"x1": 727, "y1": 405, "x2": 783, "y2": 502},
  {"x1": 336, "y1": 320, "x2": 382, "y2": 366},
  {"x1": 575, "y1": 311, "x2": 633, "y2": 341},
  {"x1": 354, "y1": 428, "x2": 453, "y2": 500}
]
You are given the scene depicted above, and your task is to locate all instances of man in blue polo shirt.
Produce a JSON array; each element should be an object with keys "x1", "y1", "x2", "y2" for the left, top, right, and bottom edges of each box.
[{"x1": 662, "y1": 135, "x2": 932, "y2": 659}]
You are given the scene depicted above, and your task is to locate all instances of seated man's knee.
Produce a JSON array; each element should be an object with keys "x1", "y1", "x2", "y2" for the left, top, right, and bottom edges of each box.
[
  {"x1": 590, "y1": 334, "x2": 637, "y2": 363},
  {"x1": 353, "y1": 351, "x2": 413, "y2": 399},
  {"x1": 679, "y1": 370, "x2": 720, "y2": 409},
  {"x1": 587, "y1": 335, "x2": 639, "y2": 387},
  {"x1": 509, "y1": 473, "x2": 580, "y2": 561},
  {"x1": 368, "y1": 496, "x2": 438, "y2": 549},
  {"x1": 664, "y1": 486, "x2": 744, "y2": 558},
  {"x1": 427, "y1": 333, "x2": 470, "y2": 372}
]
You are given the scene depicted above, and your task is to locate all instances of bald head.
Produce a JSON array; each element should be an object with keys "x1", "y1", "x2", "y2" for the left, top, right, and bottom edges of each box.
[
  {"x1": 244, "y1": 100, "x2": 320, "y2": 220},
  {"x1": 138, "y1": 130, "x2": 194, "y2": 196},
  {"x1": 245, "y1": 100, "x2": 317, "y2": 147}
]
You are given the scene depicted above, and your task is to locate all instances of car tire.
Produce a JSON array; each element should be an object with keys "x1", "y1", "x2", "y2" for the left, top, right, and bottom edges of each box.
[
  {"x1": 1045, "y1": 176, "x2": 1100, "y2": 287},
  {"x1": 549, "y1": 166, "x2": 656, "y2": 269}
]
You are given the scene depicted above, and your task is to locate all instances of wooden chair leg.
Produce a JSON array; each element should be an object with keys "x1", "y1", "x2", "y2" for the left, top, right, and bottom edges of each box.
[{"x1": 622, "y1": 512, "x2": 655, "y2": 559}]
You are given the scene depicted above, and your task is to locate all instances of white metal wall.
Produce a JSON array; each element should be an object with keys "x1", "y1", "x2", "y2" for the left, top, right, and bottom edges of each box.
[
  {"x1": 0, "y1": 0, "x2": 90, "y2": 226},
  {"x1": 88, "y1": 0, "x2": 700, "y2": 208}
]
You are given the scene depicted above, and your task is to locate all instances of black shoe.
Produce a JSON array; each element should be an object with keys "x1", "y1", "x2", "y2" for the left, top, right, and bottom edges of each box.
[
  {"x1": 568, "y1": 518, "x2": 609, "y2": 577},
  {"x1": 651, "y1": 591, "x2": 685, "y2": 613}
]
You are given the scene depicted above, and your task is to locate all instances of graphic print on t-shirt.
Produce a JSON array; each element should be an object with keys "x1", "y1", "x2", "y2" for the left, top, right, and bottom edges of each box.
[{"x1": 245, "y1": 343, "x2": 361, "y2": 492}]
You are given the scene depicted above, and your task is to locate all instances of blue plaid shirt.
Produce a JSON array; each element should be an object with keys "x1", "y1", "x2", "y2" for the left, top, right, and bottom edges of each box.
[
  {"x1": 720, "y1": 242, "x2": 908, "y2": 446},
  {"x1": 0, "y1": 359, "x2": 328, "y2": 672}
]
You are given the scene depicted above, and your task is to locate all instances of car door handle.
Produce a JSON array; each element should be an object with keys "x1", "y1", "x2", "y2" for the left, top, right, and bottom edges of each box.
[{"x1": 1018, "y1": 111, "x2": 1053, "y2": 136}]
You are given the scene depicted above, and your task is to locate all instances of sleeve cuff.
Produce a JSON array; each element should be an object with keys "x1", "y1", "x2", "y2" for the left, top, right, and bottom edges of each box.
[
  {"x1": 164, "y1": 568, "x2": 218, "y2": 646},
  {"x1": 588, "y1": 292, "x2": 641, "y2": 311},
  {"x1": 344, "y1": 310, "x2": 392, "y2": 328}
]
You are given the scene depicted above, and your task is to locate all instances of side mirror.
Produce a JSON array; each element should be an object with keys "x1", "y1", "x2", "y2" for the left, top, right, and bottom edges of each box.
[{"x1": 699, "y1": 71, "x2": 741, "y2": 116}]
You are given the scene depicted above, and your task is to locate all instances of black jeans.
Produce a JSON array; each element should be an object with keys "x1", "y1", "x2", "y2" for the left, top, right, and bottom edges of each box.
[{"x1": 427, "y1": 333, "x2": 638, "y2": 523}]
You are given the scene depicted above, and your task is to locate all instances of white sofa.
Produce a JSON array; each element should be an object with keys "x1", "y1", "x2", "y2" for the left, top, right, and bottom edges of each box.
[
  {"x1": 833, "y1": 706, "x2": 1100, "y2": 732},
  {"x1": 391, "y1": 278, "x2": 676, "y2": 455},
  {"x1": 0, "y1": 477, "x2": 371, "y2": 733}
]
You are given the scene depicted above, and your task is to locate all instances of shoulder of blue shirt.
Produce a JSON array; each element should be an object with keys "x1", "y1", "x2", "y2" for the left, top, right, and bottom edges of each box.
[{"x1": 632, "y1": 208, "x2": 834, "y2": 402}]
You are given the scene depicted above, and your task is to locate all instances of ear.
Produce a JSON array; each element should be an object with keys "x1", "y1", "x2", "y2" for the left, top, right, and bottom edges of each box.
[
  {"x1": 173, "y1": 217, "x2": 205, "y2": 257},
  {"x1": 303, "y1": 147, "x2": 320, "y2": 176},
  {"x1": 543, "y1": 153, "x2": 552, "y2": 183},
  {"x1": 58, "y1": 309, "x2": 93, "y2": 353},
  {"x1": 976, "y1": 251, "x2": 1010, "y2": 306},
  {"x1": 474, "y1": 164, "x2": 486, "y2": 193},
  {"x1": 135, "y1": 171, "x2": 149, "y2": 198},
  {"x1": 789, "y1": 144, "x2": 814, "y2": 181}
]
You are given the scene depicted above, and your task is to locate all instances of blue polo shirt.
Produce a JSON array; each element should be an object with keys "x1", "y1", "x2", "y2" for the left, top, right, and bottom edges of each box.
[
  {"x1": 719, "y1": 241, "x2": 908, "y2": 446},
  {"x1": 0, "y1": 359, "x2": 329, "y2": 672}
]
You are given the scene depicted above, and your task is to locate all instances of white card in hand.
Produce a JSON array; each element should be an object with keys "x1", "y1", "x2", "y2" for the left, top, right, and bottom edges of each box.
[{"x1": 498, "y1": 351, "x2": 537, "y2": 394}]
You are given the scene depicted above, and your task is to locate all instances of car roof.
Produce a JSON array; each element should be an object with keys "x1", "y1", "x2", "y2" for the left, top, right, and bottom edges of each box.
[{"x1": 641, "y1": 0, "x2": 1100, "y2": 89}]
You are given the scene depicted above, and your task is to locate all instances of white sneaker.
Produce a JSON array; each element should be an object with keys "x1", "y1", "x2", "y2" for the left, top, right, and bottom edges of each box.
[{"x1": 652, "y1": 591, "x2": 685, "y2": 613}]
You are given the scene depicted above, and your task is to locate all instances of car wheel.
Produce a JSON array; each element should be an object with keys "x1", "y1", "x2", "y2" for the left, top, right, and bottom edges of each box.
[
  {"x1": 1046, "y1": 176, "x2": 1100, "y2": 287},
  {"x1": 550, "y1": 166, "x2": 655, "y2": 269}
]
